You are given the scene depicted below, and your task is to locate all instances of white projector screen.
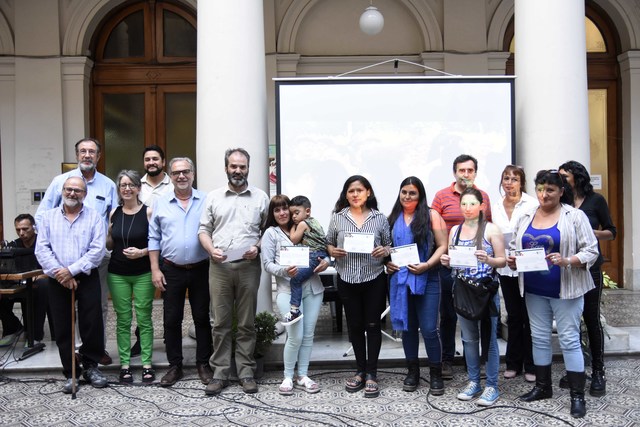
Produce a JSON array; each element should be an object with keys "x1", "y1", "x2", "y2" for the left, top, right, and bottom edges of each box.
[{"x1": 275, "y1": 77, "x2": 515, "y2": 232}]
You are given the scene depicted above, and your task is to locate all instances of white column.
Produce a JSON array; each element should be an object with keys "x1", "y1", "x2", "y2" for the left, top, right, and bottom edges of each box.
[
  {"x1": 197, "y1": 3, "x2": 272, "y2": 313},
  {"x1": 515, "y1": 0, "x2": 590, "y2": 191},
  {"x1": 618, "y1": 52, "x2": 640, "y2": 290},
  {"x1": 0, "y1": 58, "x2": 16, "y2": 233},
  {"x1": 61, "y1": 57, "x2": 93, "y2": 158}
]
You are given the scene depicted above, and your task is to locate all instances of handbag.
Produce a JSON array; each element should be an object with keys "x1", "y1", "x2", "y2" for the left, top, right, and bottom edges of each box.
[{"x1": 451, "y1": 221, "x2": 499, "y2": 320}]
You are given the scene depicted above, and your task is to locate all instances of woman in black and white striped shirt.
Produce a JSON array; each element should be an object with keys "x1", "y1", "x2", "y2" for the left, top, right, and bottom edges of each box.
[{"x1": 326, "y1": 175, "x2": 392, "y2": 398}]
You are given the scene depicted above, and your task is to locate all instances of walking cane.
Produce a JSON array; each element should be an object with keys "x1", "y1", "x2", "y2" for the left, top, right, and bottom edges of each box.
[{"x1": 71, "y1": 286, "x2": 76, "y2": 399}]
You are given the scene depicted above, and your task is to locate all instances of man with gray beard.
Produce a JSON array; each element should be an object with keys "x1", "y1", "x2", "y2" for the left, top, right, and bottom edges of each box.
[
  {"x1": 36, "y1": 138, "x2": 117, "y2": 365},
  {"x1": 35, "y1": 176, "x2": 107, "y2": 394}
]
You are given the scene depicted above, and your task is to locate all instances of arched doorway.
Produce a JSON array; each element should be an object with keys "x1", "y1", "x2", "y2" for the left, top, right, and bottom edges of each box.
[
  {"x1": 91, "y1": 0, "x2": 196, "y2": 179},
  {"x1": 503, "y1": 3, "x2": 622, "y2": 284}
]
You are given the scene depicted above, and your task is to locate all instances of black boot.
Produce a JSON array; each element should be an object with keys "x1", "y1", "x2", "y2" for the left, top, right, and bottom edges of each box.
[
  {"x1": 428, "y1": 363, "x2": 444, "y2": 396},
  {"x1": 520, "y1": 365, "x2": 553, "y2": 402},
  {"x1": 403, "y1": 359, "x2": 420, "y2": 392},
  {"x1": 567, "y1": 371, "x2": 587, "y2": 418},
  {"x1": 590, "y1": 369, "x2": 606, "y2": 397}
]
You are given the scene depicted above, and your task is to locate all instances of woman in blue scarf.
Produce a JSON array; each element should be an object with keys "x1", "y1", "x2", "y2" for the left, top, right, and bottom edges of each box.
[{"x1": 387, "y1": 176, "x2": 448, "y2": 395}]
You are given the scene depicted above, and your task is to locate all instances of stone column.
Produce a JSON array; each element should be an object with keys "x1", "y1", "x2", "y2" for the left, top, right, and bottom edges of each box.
[
  {"x1": 197, "y1": 3, "x2": 273, "y2": 312},
  {"x1": 515, "y1": 0, "x2": 590, "y2": 191}
]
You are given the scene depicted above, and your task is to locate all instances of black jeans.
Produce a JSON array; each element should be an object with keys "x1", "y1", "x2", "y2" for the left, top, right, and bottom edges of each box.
[
  {"x1": 162, "y1": 261, "x2": 212, "y2": 366},
  {"x1": 338, "y1": 272, "x2": 387, "y2": 376},
  {"x1": 48, "y1": 269, "x2": 104, "y2": 378},
  {"x1": 439, "y1": 267, "x2": 457, "y2": 362},
  {"x1": 583, "y1": 268, "x2": 605, "y2": 371},
  {"x1": 499, "y1": 275, "x2": 533, "y2": 374}
]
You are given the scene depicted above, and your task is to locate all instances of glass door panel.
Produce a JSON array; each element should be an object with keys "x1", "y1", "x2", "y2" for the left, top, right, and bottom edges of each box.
[{"x1": 103, "y1": 93, "x2": 145, "y2": 179}]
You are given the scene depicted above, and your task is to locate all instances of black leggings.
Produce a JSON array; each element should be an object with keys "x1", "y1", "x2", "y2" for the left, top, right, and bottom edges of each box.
[
  {"x1": 338, "y1": 273, "x2": 387, "y2": 376},
  {"x1": 583, "y1": 268, "x2": 605, "y2": 371}
]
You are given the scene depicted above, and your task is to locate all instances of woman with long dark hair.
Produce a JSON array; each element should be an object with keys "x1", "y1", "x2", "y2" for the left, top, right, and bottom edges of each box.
[
  {"x1": 558, "y1": 161, "x2": 616, "y2": 396},
  {"x1": 326, "y1": 175, "x2": 391, "y2": 398},
  {"x1": 386, "y1": 176, "x2": 448, "y2": 395},
  {"x1": 509, "y1": 170, "x2": 598, "y2": 418},
  {"x1": 440, "y1": 187, "x2": 506, "y2": 407}
]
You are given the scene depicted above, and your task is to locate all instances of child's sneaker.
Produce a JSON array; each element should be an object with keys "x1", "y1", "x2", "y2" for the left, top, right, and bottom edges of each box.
[
  {"x1": 477, "y1": 386, "x2": 499, "y2": 406},
  {"x1": 282, "y1": 310, "x2": 303, "y2": 326},
  {"x1": 456, "y1": 381, "x2": 482, "y2": 401}
]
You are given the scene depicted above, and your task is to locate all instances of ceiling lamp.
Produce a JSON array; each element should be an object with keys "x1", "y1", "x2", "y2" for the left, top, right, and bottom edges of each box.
[{"x1": 359, "y1": 3, "x2": 384, "y2": 36}]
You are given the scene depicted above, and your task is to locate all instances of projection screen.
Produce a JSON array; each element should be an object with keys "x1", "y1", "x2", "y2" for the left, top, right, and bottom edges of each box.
[{"x1": 275, "y1": 77, "x2": 515, "y2": 231}]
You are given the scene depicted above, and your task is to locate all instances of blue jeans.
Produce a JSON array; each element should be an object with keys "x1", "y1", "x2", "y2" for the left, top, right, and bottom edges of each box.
[
  {"x1": 276, "y1": 283, "x2": 324, "y2": 379},
  {"x1": 525, "y1": 292, "x2": 584, "y2": 371},
  {"x1": 289, "y1": 250, "x2": 328, "y2": 308},
  {"x1": 457, "y1": 293, "x2": 500, "y2": 387},
  {"x1": 439, "y1": 267, "x2": 457, "y2": 362},
  {"x1": 402, "y1": 272, "x2": 441, "y2": 363}
]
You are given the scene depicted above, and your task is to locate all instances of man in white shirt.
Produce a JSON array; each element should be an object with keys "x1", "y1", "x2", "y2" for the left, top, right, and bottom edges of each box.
[{"x1": 140, "y1": 145, "x2": 174, "y2": 207}]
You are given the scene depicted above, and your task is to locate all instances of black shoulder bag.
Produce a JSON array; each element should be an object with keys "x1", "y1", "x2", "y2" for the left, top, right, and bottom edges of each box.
[{"x1": 451, "y1": 222, "x2": 499, "y2": 321}]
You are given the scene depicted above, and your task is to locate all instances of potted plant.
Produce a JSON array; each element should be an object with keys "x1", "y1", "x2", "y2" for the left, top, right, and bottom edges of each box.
[{"x1": 230, "y1": 309, "x2": 278, "y2": 379}]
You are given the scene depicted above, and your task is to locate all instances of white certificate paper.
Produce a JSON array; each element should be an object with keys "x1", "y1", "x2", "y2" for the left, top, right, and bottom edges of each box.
[
  {"x1": 343, "y1": 232, "x2": 375, "y2": 253},
  {"x1": 390, "y1": 244, "x2": 420, "y2": 267},
  {"x1": 514, "y1": 248, "x2": 549, "y2": 272},
  {"x1": 278, "y1": 246, "x2": 310, "y2": 267},
  {"x1": 222, "y1": 246, "x2": 251, "y2": 263},
  {"x1": 449, "y1": 245, "x2": 477, "y2": 268}
]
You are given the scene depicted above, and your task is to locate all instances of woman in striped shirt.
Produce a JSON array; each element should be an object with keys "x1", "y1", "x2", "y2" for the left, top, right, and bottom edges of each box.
[{"x1": 326, "y1": 175, "x2": 392, "y2": 398}]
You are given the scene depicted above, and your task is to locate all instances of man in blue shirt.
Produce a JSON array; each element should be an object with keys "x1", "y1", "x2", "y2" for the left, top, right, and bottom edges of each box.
[
  {"x1": 148, "y1": 157, "x2": 213, "y2": 387},
  {"x1": 35, "y1": 176, "x2": 107, "y2": 394},
  {"x1": 35, "y1": 138, "x2": 116, "y2": 365}
]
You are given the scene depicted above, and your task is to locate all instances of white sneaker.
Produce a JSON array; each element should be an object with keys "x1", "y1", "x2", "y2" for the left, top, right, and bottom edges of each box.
[{"x1": 457, "y1": 381, "x2": 482, "y2": 401}]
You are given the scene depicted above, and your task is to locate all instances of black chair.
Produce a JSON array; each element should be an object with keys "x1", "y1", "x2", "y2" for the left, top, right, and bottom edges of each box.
[{"x1": 319, "y1": 273, "x2": 343, "y2": 333}]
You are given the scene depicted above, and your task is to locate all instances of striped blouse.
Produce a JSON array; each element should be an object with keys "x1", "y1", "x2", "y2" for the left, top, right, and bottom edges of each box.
[{"x1": 326, "y1": 207, "x2": 392, "y2": 284}]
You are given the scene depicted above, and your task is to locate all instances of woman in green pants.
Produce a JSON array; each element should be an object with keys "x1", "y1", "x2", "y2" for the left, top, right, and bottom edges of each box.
[{"x1": 107, "y1": 170, "x2": 156, "y2": 383}]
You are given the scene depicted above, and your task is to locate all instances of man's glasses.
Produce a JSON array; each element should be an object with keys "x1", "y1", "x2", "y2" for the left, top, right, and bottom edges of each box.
[
  {"x1": 170, "y1": 169, "x2": 192, "y2": 177},
  {"x1": 63, "y1": 187, "x2": 85, "y2": 194}
]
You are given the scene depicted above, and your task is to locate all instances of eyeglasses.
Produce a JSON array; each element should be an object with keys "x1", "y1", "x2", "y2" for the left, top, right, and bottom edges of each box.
[
  {"x1": 63, "y1": 187, "x2": 85, "y2": 194},
  {"x1": 77, "y1": 149, "x2": 97, "y2": 156},
  {"x1": 119, "y1": 183, "x2": 137, "y2": 189},
  {"x1": 170, "y1": 169, "x2": 192, "y2": 177}
]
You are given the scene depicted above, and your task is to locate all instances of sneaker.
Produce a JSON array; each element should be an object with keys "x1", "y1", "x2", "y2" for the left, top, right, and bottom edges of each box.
[
  {"x1": 477, "y1": 386, "x2": 500, "y2": 406},
  {"x1": 83, "y1": 367, "x2": 108, "y2": 388},
  {"x1": 282, "y1": 310, "x2": 303, "y2": 326},
  {"x1": 457, "y1": 381, "x2": 482, "y2": 401},
  {"x1": 441, "y1": 361, "x2": 454, "y2": 380},
  {"x1": 0, "y1": 327, "x2": 24, "y2": 347},
  {"x1": 62, "y1": 378, "x2": 80, "y2": 394}
]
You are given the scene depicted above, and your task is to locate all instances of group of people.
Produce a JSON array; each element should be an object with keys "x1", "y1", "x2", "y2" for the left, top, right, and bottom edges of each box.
[{"x1": 0, "y1": 141, "x2": 613, "y2": 419}]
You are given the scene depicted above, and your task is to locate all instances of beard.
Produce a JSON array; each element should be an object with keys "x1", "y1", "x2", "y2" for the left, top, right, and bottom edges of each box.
[
  {"x1": 227, "y1": 172, "x2": 247, "y2": 188},
  {"x1": 79, "y1": 161, "x2": 95, "y2": 172},
  {"x1": 146, "y1": 167, "x2": 162, "y2": 177},
  {"x1": 63, "y1": 197, "x2": 81, "y2": 208}
]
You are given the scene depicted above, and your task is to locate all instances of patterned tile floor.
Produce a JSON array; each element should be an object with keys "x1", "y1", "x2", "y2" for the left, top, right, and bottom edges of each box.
[{"x1": 0, "y1": 288, "x2": 639, "y2": 426}]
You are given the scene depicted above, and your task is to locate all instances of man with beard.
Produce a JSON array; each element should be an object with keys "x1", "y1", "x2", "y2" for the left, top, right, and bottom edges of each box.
[
  {"x1": 148, "y1": 157, "x2": 213, "y2": 387},
  {"x1": 198, "y1": 148, "x2": 269, "y2": 396},
  {"x1": 140, "y1": 145, "x2": 174, "y2": 207},
  {"x1": 35, "y1": 177, "x2": 107, "y2": 393},
  {"x1": 35, "y1": 138, "x2": 117, "y2": 365},
  {"x1": 431, "y1": 154, "x2": 492, "y2": 380}
]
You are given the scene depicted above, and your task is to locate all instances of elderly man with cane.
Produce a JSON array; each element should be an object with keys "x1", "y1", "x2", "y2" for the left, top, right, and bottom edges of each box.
[{"x1": 35, "y1": 176, "x2": 107, "y2": 394}]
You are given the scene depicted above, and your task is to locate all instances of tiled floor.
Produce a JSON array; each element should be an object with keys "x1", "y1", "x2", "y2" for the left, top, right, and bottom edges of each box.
[{"x1": 0, "y1": 288, "x2": 639, "y2": 426}]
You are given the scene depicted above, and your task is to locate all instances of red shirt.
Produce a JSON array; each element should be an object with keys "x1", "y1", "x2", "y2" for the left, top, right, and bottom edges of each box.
[{"x1": 431, "y1": 183, "x2": 493, "y2": 234}]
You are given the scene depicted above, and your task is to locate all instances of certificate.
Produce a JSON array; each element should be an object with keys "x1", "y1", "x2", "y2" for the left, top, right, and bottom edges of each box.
[
  {"x1": 222, "y1": 246, "x2": 251, "y2": 263},
  {"x1": 514, "y1": 248, "x2": 549, "y2": 272},
  {"x1": 343, "y1": 232, "x2": 375, "y2": 253},
  {"x1": 448, "y1": 245, "x2": 477, "y2": 268},
  {"x1": 390, "y1": 244, "x2": 420, "y2": 267},
  {"x1": 278, "y1": 246, "x2": 310, "y2": 267}
]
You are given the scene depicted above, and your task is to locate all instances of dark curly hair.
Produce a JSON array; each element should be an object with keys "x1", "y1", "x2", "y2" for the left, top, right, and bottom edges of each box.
[{"x1": 558, "y1": 160, "x2": 593, "y2": 199}]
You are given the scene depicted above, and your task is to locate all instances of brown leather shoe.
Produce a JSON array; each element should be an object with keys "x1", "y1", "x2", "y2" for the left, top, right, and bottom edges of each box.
[
  {"x1": 205, "y1": 378, "x2": 229, "y2": 396},
  {"x1": 160, "y1": 365, "x2": 184, "y2": 387},
  {"x1": 99, "y1": 351, "x2": 112, "y2": 366},
  {"x1": 196, "y1": 362, "x2": 214, "y2": 385},
  {"x1": 240, "y1": 377, "x2": 258, "y2": 394}
]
